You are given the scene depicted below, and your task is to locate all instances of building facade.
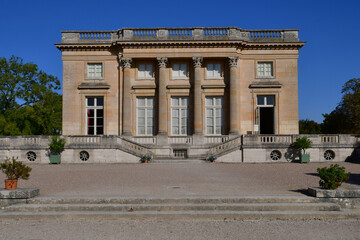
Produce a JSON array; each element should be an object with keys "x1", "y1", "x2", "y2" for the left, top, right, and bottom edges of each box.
[{"x1": 56, "y1": 27, "x2": 305, "y2": 158}]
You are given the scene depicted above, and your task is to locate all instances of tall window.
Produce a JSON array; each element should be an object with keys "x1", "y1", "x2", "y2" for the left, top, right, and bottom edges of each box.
[
  {"x1": 206, "y1": 97, "x2": 223, "y2": 135},
  {"x1": 206, "y1": 63, "x2": 222, "y2": 78},
  {"x1": 86, "y1": 97, "x2": 104, "y2": 135},
  {"x1": 138, "y1": 64, "x2": 153, "y2": 79},
  {"x1": 171, "y1": 97, "x2": 188, "y2": 135},
  {"x1": 172, "y1": 63, "x2": 187, "y2": 78},
  {"x1": 257, "y1": 62, "x2": 273, "y2": 77},
  {"x1": 137, "y1": 97, "x2": 154, "y2": 136},
  {"x1": 87, "y1": 63, "x2": 102, "y2": 78}
]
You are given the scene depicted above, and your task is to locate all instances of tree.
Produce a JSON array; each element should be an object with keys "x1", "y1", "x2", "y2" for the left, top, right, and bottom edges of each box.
[
  {"x1": 322, "y1": 78, "x2": 360, "y2": 134},
  {"x1": 299, "y1": 119, "x2": 322, "y2": 134},
  {"x1": 0, "y1": 56, "x2": 62, "y2": 135}
]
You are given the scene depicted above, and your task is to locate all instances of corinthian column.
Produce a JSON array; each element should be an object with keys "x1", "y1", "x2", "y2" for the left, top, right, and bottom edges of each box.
[
  {"x1": 192, "y1": 57, "x2": 203, "y2": 135},
  {"x1": 228, "y1": 57, "x2": 240, "y2": 135},
  {"x1": 157, "y1": 57, "x2": 168, "y2": 135},
  {"x1": 121, "y1": 57, "x2": 132, "y2": 136}
]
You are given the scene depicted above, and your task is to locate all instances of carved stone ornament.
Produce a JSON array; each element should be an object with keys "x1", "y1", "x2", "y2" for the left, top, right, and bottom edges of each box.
[
  {"x1": 120, "y1": 58, "x2": 132, "y2": 68},
  {"x1": 157, "y1": 57, "x2": 168, "y2": 68},
  {"x1": 192, "y1": 57, "x2": 203, "y2": 68},
  {"x1": 228, "y1": 57, "x2": 238, "y2": 68}
]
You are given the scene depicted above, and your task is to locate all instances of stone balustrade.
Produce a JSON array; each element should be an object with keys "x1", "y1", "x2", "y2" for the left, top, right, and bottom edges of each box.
[{"x1": 60, "y1": 27, "x2": 300, "y2": 43}]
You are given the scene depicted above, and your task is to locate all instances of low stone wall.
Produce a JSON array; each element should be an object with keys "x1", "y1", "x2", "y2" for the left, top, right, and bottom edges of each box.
[{"x1": 0, "y1": 135, "x2": 358, "y2": 164}]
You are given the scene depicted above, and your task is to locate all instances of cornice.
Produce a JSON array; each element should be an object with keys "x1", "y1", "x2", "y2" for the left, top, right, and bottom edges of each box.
[{"x1": 55, "y1": 43, "x2": 112, "y2": 51}]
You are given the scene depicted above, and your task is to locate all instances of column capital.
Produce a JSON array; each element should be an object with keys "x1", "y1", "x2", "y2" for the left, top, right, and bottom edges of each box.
[
  {"x1": 157, "y1": 57, "x2": 168, "y2": 68},
  {"x1": 120, "y1": 58, "x2": 132, "y2": 68},
  {"x1": 228, "y1": 57, "x2": 239, "y2": 68},
  {"x1": 192, "y1": 56, "x2": 203, "y2": 68}
]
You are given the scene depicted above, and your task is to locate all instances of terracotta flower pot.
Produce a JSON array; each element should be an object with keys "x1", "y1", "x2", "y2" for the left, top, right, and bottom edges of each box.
[
  {"x1": 144, "y1": 159, "x2": 148, "y2": 163},
  {"x1": 5, "y1": 179, "x2": 18, "y2": 190}
]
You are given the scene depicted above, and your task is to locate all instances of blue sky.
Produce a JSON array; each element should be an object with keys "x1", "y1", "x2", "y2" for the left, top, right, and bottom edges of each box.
[{"x1": 1, "y1": 0, "x2": 359, "y2": 123}]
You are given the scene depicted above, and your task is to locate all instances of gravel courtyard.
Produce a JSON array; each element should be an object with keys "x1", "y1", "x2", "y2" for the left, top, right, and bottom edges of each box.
[{"x1": 1, "y1": 162, "x2": 358, "y2": 197}]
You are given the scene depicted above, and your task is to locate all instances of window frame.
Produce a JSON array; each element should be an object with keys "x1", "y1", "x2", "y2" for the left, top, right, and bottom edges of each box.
[
  {"x1": 171, "y1": 63, "x2": 188, "y2": 79},
  {"x1": 171, "y1": 97, "x2": 189, "y2": 136},
  {"x1": 87, "y1": 63, "x2": 103, "y2": 79},
  {"x1": 256, "y1": 61, "x2": 275, "y2": 79},
  {"x1": 86, "y1": 96, "x2": 104, "y2": 135},
  {"x1": 205, "y1": 96, "x2": 223, "y2": 135},
  {"x1": 137, "y1": 63, "x2": 154, "y2": 80},
  {"x1": 136, "y1": 97, "x2": 154, "y2": 136}
]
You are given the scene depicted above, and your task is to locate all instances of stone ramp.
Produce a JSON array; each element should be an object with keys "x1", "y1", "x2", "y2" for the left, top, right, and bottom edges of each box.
[{"x1": 1, "y1": 196, "x2": 359, "y2": 220}]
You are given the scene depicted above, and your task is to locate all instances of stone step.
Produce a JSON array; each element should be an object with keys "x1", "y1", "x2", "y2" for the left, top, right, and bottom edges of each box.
[
  {"x1": 151, "y1": 159, "x2": 205, "y2": 163},
  {"x1": 25, "y1": 196, "x2": 322, "y2": 205},
  {"x1": 0, "y1": 210, "x2": 358, "y2": 220},
  {"x1": 4, "y1": 202, "x2": 341, "y2": 213}
]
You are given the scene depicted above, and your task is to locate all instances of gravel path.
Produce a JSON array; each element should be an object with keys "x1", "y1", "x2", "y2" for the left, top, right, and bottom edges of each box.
[
  {"x1": 1, "y1": 218, "x2": 359, "y2": 240},
  {"x1": 0, "y1": 162, "x2": 358, "y2": 197}
]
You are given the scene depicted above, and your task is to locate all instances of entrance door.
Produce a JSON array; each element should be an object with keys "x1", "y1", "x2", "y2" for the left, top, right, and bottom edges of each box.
[
  {"x1": 257, "y1": 95, "x2": 275, "y2": 134},
  {"x1": 259, "y1": 107, "x2": 274, "y2": 134}
]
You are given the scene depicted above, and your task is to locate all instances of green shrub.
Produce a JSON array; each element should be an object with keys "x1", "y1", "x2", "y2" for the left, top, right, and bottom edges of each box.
[
  {"x1": 293, "y1": 137, "x2": 312, "y2": 154},
  {"x1": 49, "y1": 136, "x2": 66, "y2": 154},
  {"x1": 0, "y1": 157, "x2": 32, "y2": 180},
  {"x1": 317, "y1": 164, "x2": 350, "y2": 190}
]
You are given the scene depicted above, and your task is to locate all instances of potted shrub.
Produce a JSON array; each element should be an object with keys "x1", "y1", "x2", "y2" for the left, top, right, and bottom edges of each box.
[
  {"x1": 49, "y1": 136, "x2": 66, "y2": 164},
  {"x1": 140, "y1": 154, "x2": 152, "y2": 163},
  {"x1": 1, "y1": 157, "x2": 32, "y2": 190},
  {"x1": 293, "y1": 136, "x2": 312, "y2": 163},
  {"x1": 317, "y1": 164, "x2": 350, "y2": 189},
  {"x1": 206, "y1": 154, "x2": 217, "y2": 162}
]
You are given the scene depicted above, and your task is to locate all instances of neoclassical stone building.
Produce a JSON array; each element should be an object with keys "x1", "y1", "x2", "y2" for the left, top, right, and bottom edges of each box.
[{"x1": 56, "y1": 27, "x2": 305, "y2": 156}]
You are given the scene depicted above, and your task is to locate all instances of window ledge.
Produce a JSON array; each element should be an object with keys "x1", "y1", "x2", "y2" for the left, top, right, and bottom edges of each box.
[
  {"x1": 85, "y1": 77, "x2": 105, "y2": 81},
  {"x1": 167, "y1": 84, "x2": 191, "y2": 89},
  {"x1": 136, "y1": 78, "x2": 155, "y2": 81},
  {"x1": 201, "y1": 84, "x2": 226, "y2": 89},
  {"x1": 132, "y1": 84, "x2": 156, "y2": 89},
  {"x1": 249, "y1": 81, "x2": 282, "y2": 88},
  {"x1": 78, "y1": 82, "x2": 110, "y2": 89}
]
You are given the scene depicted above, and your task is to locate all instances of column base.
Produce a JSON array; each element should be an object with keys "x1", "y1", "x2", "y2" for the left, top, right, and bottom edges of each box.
[{"x1": 229, "y1": 130, "x2": 241, "y2": 135}]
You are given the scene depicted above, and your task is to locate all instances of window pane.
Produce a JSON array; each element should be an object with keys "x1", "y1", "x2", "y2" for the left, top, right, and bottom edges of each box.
[
  {"x1": 138, "y1": 117, "x2": 145, "y2": 126},
  {"x1": 267, "y1": 96, "x2": 275, "y2": 105},
  {"x1": 87, "y1": 109, "x2": 94, "y2": 117},
  {"x1": 147, "y1": 109, "x2": 153, "y2": 118},
  {"x1": 138, "y1": 98, "x2": 145, "y2": 107},
  {"x1": 96, "y1": 109, "x2": 103, "y2": 117},
  {"x1": 215, "y1": 126, "x2": 221, "y2": 134},
  {"x1": 147, "y1": 126, "x2": 153, "y2": 135},
  {"x1": 180, "y1": 64, "x2": 187, "y2": 77},
  {"x1": 147, "y1": 116, "x2": 153, "y2": 126},
  {"x1": 96, "y1": 127, "x2": 103, "y2": 135},
  {"x1": 181, "y1": 97, "x2": 188, "y2": 106},
  {"x1": 257, "y1": 96, "x2": 265, "y2": 105},
  {"x1": 97, "y1": 118, "x2": 103, "y2": 126},
  {"x1": 96, "y1": 97, "x2": 103, "y2": 106},
  {"x1": 206, "y1": 97, "x2": 213, "y2": 106},
  {"x1": 215, "y1": 97, "x2": 222, "y2": 106},
  {"x1": 173, "y1": 109, "x2": 179, "y2": 118},
  {"x1": 216, "y1": 108, "x2": 221, "y2": 117},
  {"x1": 88, "y1": 118, "x2": 94, "y2": 126},
  {"x1": 181, "y1": 126, "x2": 187, "y2": 134},
  {"x1": 207, "y1": 126, "x2": 213, "y2": 134},
  {"x1": 146, "y1": 64, "x2": 153, "y2": 78},
  {"x1": 173, "y1": 126, "x2": 179, "y2": 135},
  {"x1": 138, "y1": 126, "x2": 145, "y2": 135},
  {"x1": 138, "y1": 109, "x2": 145, "y2": 118},
  {"x1": 88, "y1": 127, "x2": 94, "y2": 135},
  {"x1": 87, "y1": 98, "x2": 94, "y2": 106},
  {"x1": 172, "y1": 97, "x2": 179, "y2": 106},
  {"x1": 214, "y1": 64, "x2": 221, "y2": 77},
  {"x1": 138, "y1": 64, "x2": 145, "y2": 78},
  {"x1": 147, "y1": 98, "x2": 153, "y2": 107},
  {"x1": 207, "y1": 64, "x2": 213, "y2": 77}
]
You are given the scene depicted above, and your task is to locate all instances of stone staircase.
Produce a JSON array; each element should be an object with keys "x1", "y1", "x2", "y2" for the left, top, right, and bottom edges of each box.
[{"x1": 1, "y1": 196, "x2": 359, "y2": 219}]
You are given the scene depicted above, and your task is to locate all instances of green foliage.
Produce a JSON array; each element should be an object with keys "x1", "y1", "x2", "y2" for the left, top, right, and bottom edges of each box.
[
  {"x1": 322, "y1": 78, "x2": 360, "y2": 134},
  {"x1": 49, "y1": 136, "x2": 66, "y2": 154},
  {"x1": 0, "y1": 157, "x2": 32, "y2": 180},
  {"x1": 299, "y1": 119, "x2": 322, "y2": 134},
  {"x1": 206, "y1": 154, "x2": 217, "y2": 162},
  {"x1": 0, "y1": 56, "x2": 62, "y2": 135},
  {"x1": 317, "y1": 164, "x2": 350, "y2": 190},
  {"x1": 140, "y1": 154, "x2": 153, "y2": 163},
  {"x1": 293, "y1": 137, "x2": 312, "y2": 154}
]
